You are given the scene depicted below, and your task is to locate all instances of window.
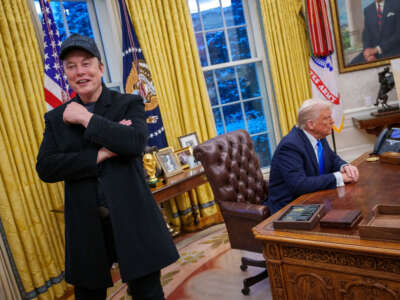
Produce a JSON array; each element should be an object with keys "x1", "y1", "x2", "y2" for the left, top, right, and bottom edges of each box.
[
  {"x1": 34, "y1": 0, "x2": 94, "y2": 41},
  {"x1": 188, "y1": 0, "x2": 276, "y2": 168}
]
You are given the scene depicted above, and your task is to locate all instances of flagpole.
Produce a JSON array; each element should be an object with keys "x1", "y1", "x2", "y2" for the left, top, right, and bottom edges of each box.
[{"x1": 331, "y1": 129, "x2": 337, "y2": 153}]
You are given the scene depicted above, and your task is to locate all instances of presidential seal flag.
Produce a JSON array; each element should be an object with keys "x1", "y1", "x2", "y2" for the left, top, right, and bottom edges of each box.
[
  {"x1": 39, "y1": 0, "x2": 73, "y2": 110},
  {"x1": 118, "y1": 0, "x2": 168, "y2": 148},
  {"x1": 310, "y1": 55, "x2": 344, "y2": 132}
]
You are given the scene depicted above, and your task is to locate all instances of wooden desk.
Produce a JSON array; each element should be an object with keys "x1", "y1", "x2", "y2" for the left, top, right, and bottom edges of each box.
[
  {"x1": 254, "y1": 154, "x2": 400, "y2": 299},
  {"x1": 151, "y1": 165, "x2": 207, "y2": 204},
  {"x1": 352, "y1": 112, "x2": 400, "y2": 135}
]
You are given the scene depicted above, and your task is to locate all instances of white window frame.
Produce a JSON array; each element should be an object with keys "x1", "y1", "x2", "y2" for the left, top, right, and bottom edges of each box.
[
  {"x1": 193, "y1": 0, "x2": 280, "y2": 168},
  {"x1": 92, "y1": 0, "x2": 123, "y2": 89}
]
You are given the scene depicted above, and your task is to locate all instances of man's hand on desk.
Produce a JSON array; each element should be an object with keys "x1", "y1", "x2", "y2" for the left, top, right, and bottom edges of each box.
[{"x1": 341, "y1": 165, "x2": 359, "y2": 183}]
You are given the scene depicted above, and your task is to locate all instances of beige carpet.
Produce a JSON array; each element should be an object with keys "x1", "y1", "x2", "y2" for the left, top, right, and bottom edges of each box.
[{"x1": 107, "y1": 224, "x2": 272, "y2": 300}]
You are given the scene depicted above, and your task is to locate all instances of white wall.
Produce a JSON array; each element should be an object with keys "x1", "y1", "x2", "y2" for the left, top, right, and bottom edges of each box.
[{"x1": 331, "y1": 60, "x2": 397, "y2": 162}]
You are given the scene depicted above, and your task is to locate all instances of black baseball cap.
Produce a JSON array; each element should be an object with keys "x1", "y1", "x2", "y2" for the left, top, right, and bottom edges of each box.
[{"x1": 59, "y1": 34, "x2": 101, "y2": 61}]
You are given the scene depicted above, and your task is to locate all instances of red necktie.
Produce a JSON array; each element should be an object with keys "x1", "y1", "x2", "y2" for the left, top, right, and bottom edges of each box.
[{"x1": 377, "y1": 3, "x2": 383, "y2": 30}]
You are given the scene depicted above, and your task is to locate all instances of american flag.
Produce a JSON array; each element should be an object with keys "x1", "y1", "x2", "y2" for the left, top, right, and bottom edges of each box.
[
  {"x1": 39, "y1": 0, "x2": 72, "y2": 110},
  {"x1": 118, "y1": 0, "x2": 168, "y2": 148},
  {"x1": 304, "y1": 0, "x2": 333, "y2": 57}
]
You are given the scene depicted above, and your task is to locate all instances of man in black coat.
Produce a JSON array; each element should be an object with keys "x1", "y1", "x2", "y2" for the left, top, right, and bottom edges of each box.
[
  {"x1": 36, "y1": 34, "x2": 179, "y2": 300},
  {"x1": 351, "y1": 0, "x2": 400, "y2": 64}
]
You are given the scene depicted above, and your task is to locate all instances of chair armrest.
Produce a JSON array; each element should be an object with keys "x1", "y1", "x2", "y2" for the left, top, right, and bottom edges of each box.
[{"x1": 219, "y1": 200, "x2": 270, "y2": 222}]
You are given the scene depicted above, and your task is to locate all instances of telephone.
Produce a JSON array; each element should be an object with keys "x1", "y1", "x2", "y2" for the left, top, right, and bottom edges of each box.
[{"x1": 372, "y1": 127, "x2": 400, "y2": 154}]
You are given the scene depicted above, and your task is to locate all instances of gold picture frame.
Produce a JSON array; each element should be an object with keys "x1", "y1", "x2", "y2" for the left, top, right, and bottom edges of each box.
[
  {"x1": 178, "y1": 132, "x2": 199, "y2": 148},
  {"x1": 175, "y1": 146, "x2": 193, "y2": 169},
  {"x1": 155, "y1": 147, "x2": 183, "y2": 178},
  {"x1": 330, "y1": 0, "x2": 400, "y2": 73}
]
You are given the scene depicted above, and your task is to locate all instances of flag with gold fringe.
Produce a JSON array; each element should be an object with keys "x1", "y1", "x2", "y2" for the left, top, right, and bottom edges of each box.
[
  {"x1": 118, "y1": 0, "x2": 167, "y2": 148},
  {"x1": 310, "y1": 55, "x2": 344, "y2": 132}
]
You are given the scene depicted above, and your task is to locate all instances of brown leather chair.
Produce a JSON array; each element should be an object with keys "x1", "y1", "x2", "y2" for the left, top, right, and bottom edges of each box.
[{"x1": 193, "y1": 129, "x2": 270, "y2": 295}]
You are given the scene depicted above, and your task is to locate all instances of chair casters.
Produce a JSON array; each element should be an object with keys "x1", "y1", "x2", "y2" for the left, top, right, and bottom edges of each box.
[
  {"x1": 241, "y1": 287, "x2": 250, "y2": 295},
  {"x1": 241, "y1": 269, "x2": 268, "y2": 296}
]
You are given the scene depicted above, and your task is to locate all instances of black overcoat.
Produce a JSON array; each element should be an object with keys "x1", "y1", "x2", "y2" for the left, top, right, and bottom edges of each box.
[{"x1": 36, "y1": 87, "x2": 179, "y2": 289}]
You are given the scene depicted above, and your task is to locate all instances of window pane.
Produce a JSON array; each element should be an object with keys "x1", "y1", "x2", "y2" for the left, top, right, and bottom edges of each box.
[
  {"x1": 205, "y1": 71, "x2": 218, "y2": 106},
  {"x1": 223, "y1": 0, "x2": 245, "y2": 27},
  {"x1": 35, "y1": 0, "x2": 94, "y2": 42},
  {"x1": 206, "y1": 31, "x2": 228, "y2": 64},
  {"x1": 188, "y1": 0, "x2": 202, "y2": 32},
  {"x1": 244, "y1": 100, "x2": 267, "y2": 134},
  {"x1": 252, "y1": 134, "x2": 272, "y2": 168},
  {"x1": 188, "y1": 0, "x2": 276, "y2": 168},
  {"x1": 222, "y1": 103, "x2": 244, "y2": 133},
  {"x1": 215, "y1": 67, "x2": 238, "y2": 104},
  {"x1": 237, "y1": 63, "x2": 260, "y2": 99},
  {"x1": 196, "y1": 33, "x2": 208, "y2": 66},
  {"x1": 213, "y1": 108, "x2": 224, "y2": 135},
  {"x1": 199, "y1": 0, "x2": 223, "y2": 30},
  {"x1": 228, "y1": 26, "x2": 250, "y2": 60},
  {"x1": 63, "y1": 1, "x2": 94, "y2": 38}
]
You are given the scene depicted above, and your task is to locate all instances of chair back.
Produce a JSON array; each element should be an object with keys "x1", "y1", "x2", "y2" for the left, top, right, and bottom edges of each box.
[{"x1": 194, "y1": 130, "x2": 267, "y2": 205}]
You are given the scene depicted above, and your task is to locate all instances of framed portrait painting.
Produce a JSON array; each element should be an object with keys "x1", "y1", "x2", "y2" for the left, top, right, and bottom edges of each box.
[
  {"x1": 155, "y1": 147, "x2": 183, "y2": 178},
  {"x1": 330, "y1": 0, "x2": 400, "y2": 73},
  {"x1": 178, "y1": 132, "x2": 199, "y2": 148}
]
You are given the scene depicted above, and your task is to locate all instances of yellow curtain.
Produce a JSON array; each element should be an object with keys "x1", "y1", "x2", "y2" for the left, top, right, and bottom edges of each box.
[
  {"x1": 125, "y1": 0, "x2": 223, "y2": 231},
  {"x1": 260, "y1": 0, "x2": 312, "y2": 135},
  {"x1": 0, "y1": 228, "x2": 21, "y2": 300},
  {"x1": 0, "y1": 0, "x2": 67, "y2": 299}
]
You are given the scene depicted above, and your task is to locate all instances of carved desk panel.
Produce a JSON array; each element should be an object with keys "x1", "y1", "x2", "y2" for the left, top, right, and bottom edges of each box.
[{"x1": 254, "y1": 153, "x2": 400, "y2": 300}]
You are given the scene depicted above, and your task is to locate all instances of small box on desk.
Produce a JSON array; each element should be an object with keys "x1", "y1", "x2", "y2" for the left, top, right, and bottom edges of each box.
[
  {"x1": 359, "y1": 204, "x2": 400, "y2": 241},
  {"x1": 273, "y1": 204, "x2": 325, "y2": 230},
  {"x1": 319, "y1": 209, "x2": 362, "y2": 228}
]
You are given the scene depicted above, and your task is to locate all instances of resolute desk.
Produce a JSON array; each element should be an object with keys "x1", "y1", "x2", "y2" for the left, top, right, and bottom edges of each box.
[{"x1": 253, "y1": 153, "x2": 400, "y2": 300}]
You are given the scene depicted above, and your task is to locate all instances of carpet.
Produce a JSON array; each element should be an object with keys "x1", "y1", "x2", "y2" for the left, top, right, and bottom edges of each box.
[{"x1": 106, "y1": 224, "x2": 230, "y2": 300}]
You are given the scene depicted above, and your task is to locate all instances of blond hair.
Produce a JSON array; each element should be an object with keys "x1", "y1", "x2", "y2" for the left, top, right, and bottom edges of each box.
[{"x1": 297, "y1": 98, "x2": 332, "y2": 129}]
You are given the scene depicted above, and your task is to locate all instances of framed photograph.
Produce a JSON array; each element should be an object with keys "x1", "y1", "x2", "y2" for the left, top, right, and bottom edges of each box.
[
  {"x1": 330, "y1": 0, "x2": 400, "y2": 73},
  {"x1": 178, "y1": 132, "x2": 199, "y2": 148},
  {"x1": 155, "y1": 147, "x2": 183, "y2": 178},
  {"x1": 175, "y1": 146, "x2": 193, "y2": 169}
]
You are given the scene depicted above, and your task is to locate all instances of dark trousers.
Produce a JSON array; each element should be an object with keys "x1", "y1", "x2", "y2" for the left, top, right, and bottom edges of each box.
[
  {"x1": 74, "y1": 271, "x2": 164, "y2": 300},
  {"x1": 74, "y1": 217, "x2": 165, "y2": 300}
]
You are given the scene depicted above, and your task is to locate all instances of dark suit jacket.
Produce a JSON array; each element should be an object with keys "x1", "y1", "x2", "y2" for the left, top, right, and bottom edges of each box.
[
  {"x1": 36, "y1": 86, "x2": 179, "y2": 289},
  {"x1": 363, "y1": 0, "x2": 400, "y2": 58},
  {"x1": 266, "y1": 127, "x2": 347, "y2": 214}
]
